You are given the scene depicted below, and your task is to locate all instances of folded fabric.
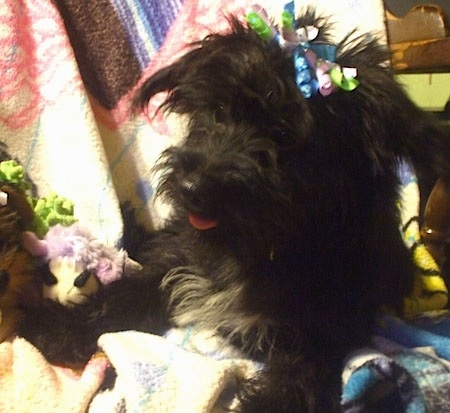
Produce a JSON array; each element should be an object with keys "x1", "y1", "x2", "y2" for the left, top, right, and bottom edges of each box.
[
  {"x1": 0, "y1": 337, "x2": 108, "y2": 413},
  {"x1": 375, "y1": 312, "x2": 450, "y2": 362},
  {"x1": 88, "y1": 321, "x2": 450, "y2": 413},
  {"x1": 2, "y1": 317, "x2": 450, "y2": 413},
  {"x1": 342, "y1": 336, "x2": 450, "y2": 412},
  {"x1": 89, "y1": 329, "x2": 260, "y2": 413},
  {"x1": 342, "y1": 348, "x2": 425, "y2": 412}
]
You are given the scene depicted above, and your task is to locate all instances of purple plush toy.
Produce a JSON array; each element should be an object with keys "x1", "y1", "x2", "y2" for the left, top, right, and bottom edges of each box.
[{"x1": 21, "y1": 223, "x2": 142, "y2": 306}]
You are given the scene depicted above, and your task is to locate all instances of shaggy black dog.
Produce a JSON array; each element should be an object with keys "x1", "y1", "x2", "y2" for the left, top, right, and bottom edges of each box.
[{"x1": 20, "y1": 13, "x2": 450, "y2": 412}]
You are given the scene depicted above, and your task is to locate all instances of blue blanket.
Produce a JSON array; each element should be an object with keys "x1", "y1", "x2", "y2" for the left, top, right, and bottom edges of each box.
[{"x1": 342, "y1": 313, "x2": 450, "y2": 412}]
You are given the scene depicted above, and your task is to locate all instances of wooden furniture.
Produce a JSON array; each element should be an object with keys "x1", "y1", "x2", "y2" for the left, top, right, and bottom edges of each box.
[
  {"x1": 385, "y1": 4, "x2": 450, "y2": 112},
  {"x1": 386, "y1": 4, "x2": 450, "y2": 71},
  {"x1": 385, "y1": 4, "x2": 450, "y2": 285}
]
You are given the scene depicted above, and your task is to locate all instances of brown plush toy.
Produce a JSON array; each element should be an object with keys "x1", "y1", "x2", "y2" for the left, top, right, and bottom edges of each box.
[{"x1": 0, "y1": 183, "x2": 41, "y2": 342}]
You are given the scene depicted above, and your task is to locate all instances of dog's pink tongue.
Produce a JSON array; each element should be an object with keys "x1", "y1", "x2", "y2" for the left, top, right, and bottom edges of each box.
[{"x1": 188, "y1": 213, "x2": 219, "y2": 230}]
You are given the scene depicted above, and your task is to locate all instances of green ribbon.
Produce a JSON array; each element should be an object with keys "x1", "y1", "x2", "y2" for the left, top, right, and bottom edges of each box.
[
  {"x1": 329, "y1": 67, "x2": 360, "y2": 92},
  {"x1": 247, "y1": 11, "x2": 277, "y2": 41}
]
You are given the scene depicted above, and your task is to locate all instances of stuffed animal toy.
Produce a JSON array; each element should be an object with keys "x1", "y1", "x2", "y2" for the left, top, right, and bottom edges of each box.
[
  {"x1": 0, "y1": 160, "x2": 77, "y2": 238},
  {"x1": 31, "y1": 193, "x2": 77, "y2": 238},
  {"x1": 0, "y1": 183, "x2": 41, "y2": 342},
  {"x1": 22, "y1": 223, "x2": 142, "y2": 306},
  {"x1": 0, "y1": 160, "x2": 29, "y2": 190},
  {"x1": 0, "y1": 159, "x2": 79, "y2": 339}
]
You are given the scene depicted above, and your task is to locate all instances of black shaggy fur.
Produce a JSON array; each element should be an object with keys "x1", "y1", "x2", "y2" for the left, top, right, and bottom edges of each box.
[{"x1": 19, "y1": 15, "x2": 450, "y2": 412}]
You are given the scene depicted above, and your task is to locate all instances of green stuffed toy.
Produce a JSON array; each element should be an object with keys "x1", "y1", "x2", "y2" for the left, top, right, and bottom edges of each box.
[
  {"x1": 0, "y1": 160, "x2": 30, "y2": 191},
  {"x1": 0, "y1": 160, "x2": 76, "y2": 237},
  {"x1": 31, "y1": 194, "x2": 77, "y2": 238}
]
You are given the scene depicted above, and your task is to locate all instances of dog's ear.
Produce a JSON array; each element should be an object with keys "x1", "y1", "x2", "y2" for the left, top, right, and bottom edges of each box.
[{"x1": 133, "y1": 64, "x2": 180, "y2": 113}]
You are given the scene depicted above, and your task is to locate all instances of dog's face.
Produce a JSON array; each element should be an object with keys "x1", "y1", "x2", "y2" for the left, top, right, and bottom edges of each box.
[
  {"x1": 135, "y1": 17, "x2": 406, "y2": 260},
  {"x1": 136, "y1": 20, "x2": 321, "y2": 253}
]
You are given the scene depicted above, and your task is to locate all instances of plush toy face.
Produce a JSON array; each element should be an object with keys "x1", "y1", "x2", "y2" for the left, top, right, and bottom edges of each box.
[{"x1": 41, "y1": 257, "x2": 100, "y2": 306}]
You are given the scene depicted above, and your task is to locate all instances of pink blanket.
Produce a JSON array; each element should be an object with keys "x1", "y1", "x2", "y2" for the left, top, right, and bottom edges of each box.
[{"x1": 0, "y1": 337, "x2": 108, "y2": 412}]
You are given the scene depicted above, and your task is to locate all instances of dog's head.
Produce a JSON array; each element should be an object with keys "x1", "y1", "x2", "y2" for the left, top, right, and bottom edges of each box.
[{"x1": 134, "y1": 15, "x2": 416, "y2": 258}]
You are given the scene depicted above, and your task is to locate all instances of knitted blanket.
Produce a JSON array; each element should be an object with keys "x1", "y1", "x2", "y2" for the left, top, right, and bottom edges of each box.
[
  {"x1": 2, "y1": 316, "x2": 450, "y2": 412},
  {"x1": 1, "y1": 0, "x2": 450, "y2": 412}
]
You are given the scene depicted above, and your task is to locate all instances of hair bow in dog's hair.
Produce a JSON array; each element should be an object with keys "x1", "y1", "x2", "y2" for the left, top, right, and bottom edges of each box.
[{"x1": 247, "y1": 2, "x2": 359, "y2": 98}]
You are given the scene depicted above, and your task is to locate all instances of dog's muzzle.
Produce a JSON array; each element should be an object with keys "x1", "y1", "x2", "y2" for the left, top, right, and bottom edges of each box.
[{"x1": 180, "y1": 179, "x2": 219, "y2": 230}]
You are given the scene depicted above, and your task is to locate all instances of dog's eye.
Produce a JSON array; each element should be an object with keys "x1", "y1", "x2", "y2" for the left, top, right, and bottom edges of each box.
[
  {"x1": 177, "y1": 148, "x2": 204, "y2": 174},
  {"x1": 273, "y1": 128, "x2": 288, "y2": 139},
  {"x1": 214, "y1": 105, "x2": 226, "y2": 123},
  {"x1": 272, "y1": 128, "x2": 295, "y2": 148},
  {"x1": 272, "y1": 128, "x2": 288, "y2": 142}
]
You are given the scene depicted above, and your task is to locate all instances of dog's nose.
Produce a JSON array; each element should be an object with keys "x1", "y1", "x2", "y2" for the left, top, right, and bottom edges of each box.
[{"x1": 180, "y1": 178, "x2": 206, "y2": 211}]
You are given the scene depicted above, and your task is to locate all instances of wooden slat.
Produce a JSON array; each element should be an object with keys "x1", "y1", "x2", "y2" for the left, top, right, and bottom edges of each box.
[
  {"x1": 385, "y1": 5, "x2": 447, "y2": 44},
  {"x1": 390, "y1": 37, "x2": 450, "y2": 70}
]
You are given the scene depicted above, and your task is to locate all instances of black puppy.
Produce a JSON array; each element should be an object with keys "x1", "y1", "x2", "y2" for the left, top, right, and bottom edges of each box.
[{"x1": 20, "y1": 13, "x2": 450, "y2": 412}]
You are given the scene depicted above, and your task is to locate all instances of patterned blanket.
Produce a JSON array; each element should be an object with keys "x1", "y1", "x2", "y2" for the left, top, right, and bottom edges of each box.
[
  {"x1": 2, "y1": 316, "x2": 450, "y2": 412},
  {"x1": 1, "y1": 0, "x2": 450, "y2": 412}
]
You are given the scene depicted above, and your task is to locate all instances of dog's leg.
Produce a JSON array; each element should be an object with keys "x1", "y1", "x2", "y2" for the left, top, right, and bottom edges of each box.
[{"x1": 237, "y1": 349, "x2": 343, "y2": 412}]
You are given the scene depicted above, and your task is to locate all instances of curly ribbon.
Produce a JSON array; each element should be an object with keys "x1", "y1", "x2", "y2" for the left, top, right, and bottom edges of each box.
[
  {"x1": 247, "y1": 2, "x2": 359, "y2": 98},
  {"x1": 247, "y1": 8, "x2": 278, "y2": 42},
  {"x1": 330, "y1": 67, "x2": 360, "y2": 92}
]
